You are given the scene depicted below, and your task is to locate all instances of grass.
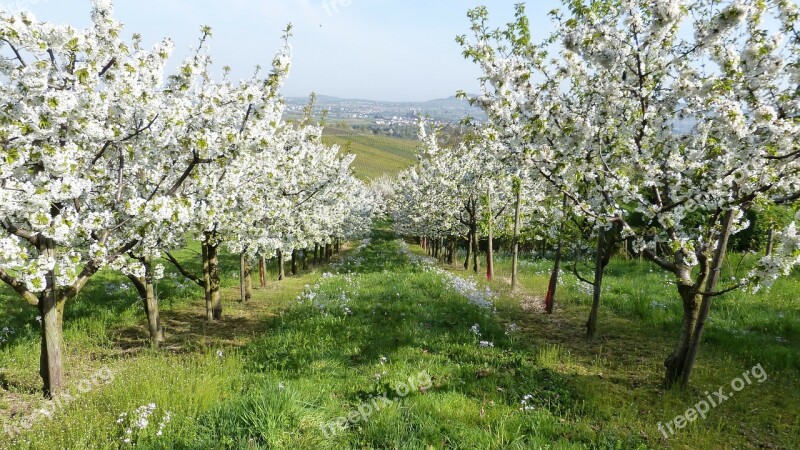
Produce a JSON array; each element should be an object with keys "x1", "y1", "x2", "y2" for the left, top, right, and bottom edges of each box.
[
  {"x1": 322, "y1": 128, "x2": 418, "y2": 180},
  {"x1": 446, "y1": 251, "x2": 800, "y2": 449},
  {"x1": 0, "y1": 227, "x2": 797, "y2": 448}
]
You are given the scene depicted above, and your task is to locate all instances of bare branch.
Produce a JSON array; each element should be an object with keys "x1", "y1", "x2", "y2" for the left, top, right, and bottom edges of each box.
[
  {"x1": 164, "y1": 251, "x2": 205, "y2": 287},
  {"x1": 98, "y1": 57, "x2": 116, "y2": 77},
  {"x1": 1, "y1": 39, "x2": 27, "y2": 68}
]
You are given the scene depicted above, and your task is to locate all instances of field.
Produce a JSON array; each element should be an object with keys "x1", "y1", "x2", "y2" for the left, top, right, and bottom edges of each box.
[
  {"x1": 322, "y1": 128, "x2": 418, "y2": 180},
  {"x1": 0, "y1": 225, "x2": 797, "y2": 449}
]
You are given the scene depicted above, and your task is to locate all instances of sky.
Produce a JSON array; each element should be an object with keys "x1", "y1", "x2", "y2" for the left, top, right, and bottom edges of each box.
[{"x1": 8, "y1": 0, "x2": 563, "y2": 102}]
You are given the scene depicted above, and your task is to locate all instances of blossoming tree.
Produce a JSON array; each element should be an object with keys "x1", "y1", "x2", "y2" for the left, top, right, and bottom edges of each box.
[{"x1": 459, "y1": 0, "x2": 800, "y2": 385}]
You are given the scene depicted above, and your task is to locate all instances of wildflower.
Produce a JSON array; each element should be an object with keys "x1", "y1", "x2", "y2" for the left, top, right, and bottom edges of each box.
[{"x1": 505, "y1": 323, "x2": 519, "y2": 335}]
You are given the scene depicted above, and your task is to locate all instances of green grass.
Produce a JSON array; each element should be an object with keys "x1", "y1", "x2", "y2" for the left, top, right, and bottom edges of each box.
[
  {"x1": 448, "y1": 251, "x2": 800, "y2": 449},
  {"x1": 0, "y1": 229, "x2": 798, "y2": 449},
  {"x1": 322, "y1": 128, "x2": 418, "y2": 180}
]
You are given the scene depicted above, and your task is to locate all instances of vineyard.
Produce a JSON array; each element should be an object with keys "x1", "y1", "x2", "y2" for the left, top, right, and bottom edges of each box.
[{"x1": 322, "y1": 129, "x2": 418, "y2": 180}]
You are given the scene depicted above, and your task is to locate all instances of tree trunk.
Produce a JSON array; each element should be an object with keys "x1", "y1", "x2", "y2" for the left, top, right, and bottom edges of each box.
[
  {"x1": 545, "y1": 195, "x2": 568, "y2": 314},
  {"x1": 291, "y1": 249, "x2": 298, "y2": 276},
  {"x1": 128, "y1": 256, "x2": 165, "y2": 346},
  {"x1": 766, "y1": 226, "x2": 775, "y2": 256},
  {"x1": 586, "y1": 227, "x2": 606, "y2": 339},
  {"x1": 240, "y1": 253, "x2": 252, "y2": 302},
  {"x1": 314, "y1": 243, "x2": 320, "y2": 265},
  {"x1": 486, "y1": 187, "x2": 494, "y2": 281},
  {"x1": 448, "y1": 239, "x2": 456, "y2": 265},
  {"x1": 202, "y1": 240, "x2": 213, "y2": 321},
  {"x1": 37, "y1": 236, "x2": 64, "y2": 398},
  {"x1": 244, "y1": 257, "x2": 253, "y2": 302},
  {"x1": 544, "y1": 241, "x2": 562, "y2": 315},
  {"x1": 326, "y1": 243, "x2": 332, "y2": 261},
  {"x1": 277, "y1": 250, "x2": 285, "y2": 281},
  {"x1": 302, "y1": 249, "x2": 309, "y2": 270},
  {"x1": 511, "y1": 179, "x2": 522, "y2": 290},
  {"x1": 239, "y1": 253, "x2": 246, "y2": 302},
  {"x1": 259, "y1": 255, "x2": 267, "y2": 288},
  {"x1": 464, "y1": 233, "x2": 472, "y2": 270},
  {"x1": 208, "y1": 241, "x2": 222, "y2": 320},
  {"x1": 335, "y1": 239, "x2": 340, "y2": 254},
  {"x1": 680, "y1": 211, "x2": 735, "y2": 385},
  {"x1": 144, "y1": 257, "x2": 164, "y2": 344},
  {"x1": 664, "y1": 282, "x2": 701, "y2": 387},
  {"x1": 472, "y1": 225, "x2": 481, "y2": 273}
]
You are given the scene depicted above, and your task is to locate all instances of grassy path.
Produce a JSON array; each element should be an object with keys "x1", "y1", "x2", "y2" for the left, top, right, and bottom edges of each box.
[{"x1": 1, "y1": 226, "x2": 798, "y2": 449}]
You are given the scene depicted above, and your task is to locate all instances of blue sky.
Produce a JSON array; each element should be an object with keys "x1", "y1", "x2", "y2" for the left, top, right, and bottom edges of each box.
[{"x1": 13, "y1": 0, "x2": 562, "y2": 101}]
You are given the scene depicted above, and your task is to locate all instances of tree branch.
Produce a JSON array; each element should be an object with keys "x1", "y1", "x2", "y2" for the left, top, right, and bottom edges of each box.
[
  {"x1": 164, "y1": 251, "x2": 205, "y2": 287},
  {"x1": 0, "y1": 266, "x2": 39, "y2": 306},
  {"x1": 0, "y1": 221, "x2": 37, "y2": 244},
  {"x1": 98, "y1": 57, "x2": 117, "y2": 77}
]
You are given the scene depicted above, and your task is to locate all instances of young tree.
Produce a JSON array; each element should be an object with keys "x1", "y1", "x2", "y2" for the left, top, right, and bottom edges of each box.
[{"x1": 163, "y1": 27, "x2": 292, "y2": 320}]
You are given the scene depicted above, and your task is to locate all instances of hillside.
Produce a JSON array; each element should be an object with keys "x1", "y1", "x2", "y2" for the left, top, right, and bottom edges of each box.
[{"x1": 322, "y1": 128, "x2": 418, "y2": 180}]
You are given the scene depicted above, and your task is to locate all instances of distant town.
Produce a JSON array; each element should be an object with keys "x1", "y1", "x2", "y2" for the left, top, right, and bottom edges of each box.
[{"x1": 284, "y1": 95, "x2": 487, "y2": 135}]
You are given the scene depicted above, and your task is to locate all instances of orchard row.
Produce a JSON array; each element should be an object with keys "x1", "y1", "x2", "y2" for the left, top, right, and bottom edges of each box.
[{"x1": 0, "y1": 1, "x2": 378, "y2": 397}]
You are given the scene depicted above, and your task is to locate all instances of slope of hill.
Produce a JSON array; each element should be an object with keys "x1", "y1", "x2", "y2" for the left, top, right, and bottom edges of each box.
[{"x1": 322, "y1": 128, "x2": 418, "y2": 180}]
